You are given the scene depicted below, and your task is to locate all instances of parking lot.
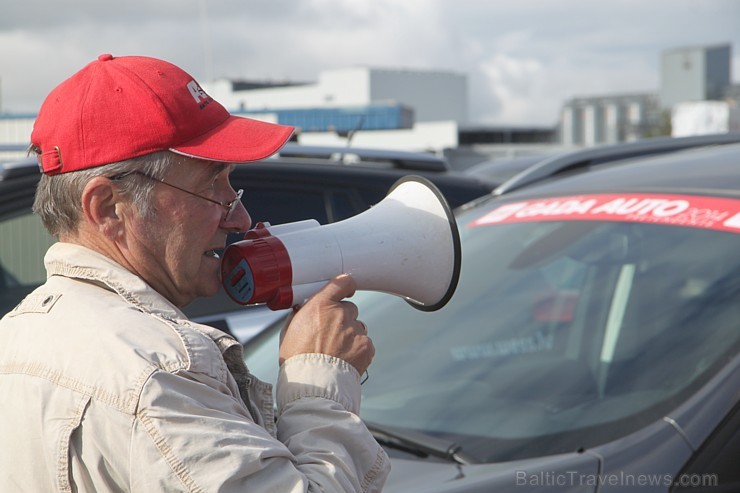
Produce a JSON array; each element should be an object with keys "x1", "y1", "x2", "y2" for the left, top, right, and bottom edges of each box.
[{"x1": 2, "y1": 136, "x2": 740, "y2": 491}]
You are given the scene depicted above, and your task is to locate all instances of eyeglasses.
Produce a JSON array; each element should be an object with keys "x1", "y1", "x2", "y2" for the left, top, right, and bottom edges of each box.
[{"x1": 111, "y1": 171, "x2": 244, "y2": 221}]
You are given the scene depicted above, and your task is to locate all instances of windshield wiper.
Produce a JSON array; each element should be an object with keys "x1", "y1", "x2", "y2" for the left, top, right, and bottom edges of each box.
[{"x1": 364, "y1": 421, "x2": 479, "y2": 465}]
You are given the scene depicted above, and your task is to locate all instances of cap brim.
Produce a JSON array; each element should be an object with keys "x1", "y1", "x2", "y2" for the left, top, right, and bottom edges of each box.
[{"x1": 170, "y1": 115, "x2": 295, "y2": 163}]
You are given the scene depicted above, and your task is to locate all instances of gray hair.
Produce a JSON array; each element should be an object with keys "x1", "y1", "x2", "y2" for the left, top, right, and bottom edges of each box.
[{"x1": 33, "y1": 151, "x2": 178, "y2": 237}]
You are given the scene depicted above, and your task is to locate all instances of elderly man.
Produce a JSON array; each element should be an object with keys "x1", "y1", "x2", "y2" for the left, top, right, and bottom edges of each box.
[{"x1": 0, "y1": 54, "x2": 389, "y2": 492}]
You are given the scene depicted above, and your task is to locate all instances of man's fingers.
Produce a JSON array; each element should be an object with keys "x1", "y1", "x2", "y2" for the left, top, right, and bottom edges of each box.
[{"x1": 281, "y1": 273, "x2": 374, "y2": 374}]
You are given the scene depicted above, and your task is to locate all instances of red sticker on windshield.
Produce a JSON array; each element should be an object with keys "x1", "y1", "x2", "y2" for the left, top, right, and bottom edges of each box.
[{"x1": 470, "y1": 194, "x2": 740, "y2": 233}]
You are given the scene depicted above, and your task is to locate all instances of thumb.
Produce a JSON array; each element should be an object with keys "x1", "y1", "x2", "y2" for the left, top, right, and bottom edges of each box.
[{"x1": 313, "y1": 273, "x2": 357, "y2": 303}]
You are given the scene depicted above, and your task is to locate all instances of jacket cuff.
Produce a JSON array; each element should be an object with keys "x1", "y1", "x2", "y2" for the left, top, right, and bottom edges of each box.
[{"x1": 277, "y1": 353, "x2": 362, "y2": 414}]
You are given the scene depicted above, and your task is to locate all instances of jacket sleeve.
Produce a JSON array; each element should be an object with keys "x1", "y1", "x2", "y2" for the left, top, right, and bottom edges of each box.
[
  {"x1": 130, "y1": 353, "x2": 390, "y2": 493},
  {"x1": 277, "y1": 354, "x2": 390, "y2": 493}
]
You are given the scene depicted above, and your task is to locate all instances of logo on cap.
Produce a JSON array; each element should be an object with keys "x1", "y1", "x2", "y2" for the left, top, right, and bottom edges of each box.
[{"x1": 187, "y1": 80, "x2": 212, "y2": 109}]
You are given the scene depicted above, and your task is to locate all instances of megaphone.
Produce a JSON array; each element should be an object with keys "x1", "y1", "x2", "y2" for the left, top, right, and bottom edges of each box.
[{"x1": 221, "y1": 175, "x2": 461, "y2": 311}]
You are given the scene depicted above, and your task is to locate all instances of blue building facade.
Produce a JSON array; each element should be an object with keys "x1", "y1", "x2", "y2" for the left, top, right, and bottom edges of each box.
[{"x1": 236, "y1": 103, "x2": 414, "y2": 133}]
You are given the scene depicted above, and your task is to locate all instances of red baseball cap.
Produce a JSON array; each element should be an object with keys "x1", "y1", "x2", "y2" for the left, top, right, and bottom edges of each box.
[{"x1": 31, "y1": 54, "x2": 295, "y2": 175}]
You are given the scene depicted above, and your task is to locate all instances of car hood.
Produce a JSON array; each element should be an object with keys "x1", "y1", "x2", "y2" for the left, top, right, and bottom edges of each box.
[{"x1": 383, "y1": 452, "x2": 599, "y2": 493}]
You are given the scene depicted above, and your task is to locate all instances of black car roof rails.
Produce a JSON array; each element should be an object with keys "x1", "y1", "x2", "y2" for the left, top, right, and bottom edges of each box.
[
  {"x1": 493, "y1": 132, "x2": 740, "y2": 196},
  {"x1": 276, "y1": 143, "x2": 449, "y2": 172}
]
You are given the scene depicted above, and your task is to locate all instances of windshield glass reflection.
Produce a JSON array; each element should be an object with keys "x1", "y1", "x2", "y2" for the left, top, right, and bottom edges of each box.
[{"x1": 357, "y1": 206, "x2": 740, "y2": 462}]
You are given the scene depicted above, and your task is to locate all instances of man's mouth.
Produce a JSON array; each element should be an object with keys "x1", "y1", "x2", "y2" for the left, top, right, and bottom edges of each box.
[{"x1": 204, "y1": 248, "x2": 224, "y2": 259}]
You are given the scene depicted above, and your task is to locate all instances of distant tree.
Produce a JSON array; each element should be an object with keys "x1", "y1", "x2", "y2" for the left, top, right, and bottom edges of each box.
[{"x1": 643, "y1": 110, "x2": 672, "y2": 138}]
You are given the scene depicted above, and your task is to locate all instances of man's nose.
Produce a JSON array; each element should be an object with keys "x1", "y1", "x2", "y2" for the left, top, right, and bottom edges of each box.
[{"x1": 223, "y1": 199, "x2": 251, "y2": 233}]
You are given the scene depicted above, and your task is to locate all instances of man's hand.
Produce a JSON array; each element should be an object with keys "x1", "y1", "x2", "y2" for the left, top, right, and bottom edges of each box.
[{"x1": 279, "y1": 274, "x2": 374, "y2": 375}]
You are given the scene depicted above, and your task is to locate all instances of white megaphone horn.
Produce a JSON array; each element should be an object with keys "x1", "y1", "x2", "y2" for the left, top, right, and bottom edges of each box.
[{"x1": 221, "y1": 175, "x2": 462, "y2": 311}]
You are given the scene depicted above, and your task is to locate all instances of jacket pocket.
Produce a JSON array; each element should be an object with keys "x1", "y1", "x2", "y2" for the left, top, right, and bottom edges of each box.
[{"x1": 57, "y1": 394, "x2": 91, "y2": 493}]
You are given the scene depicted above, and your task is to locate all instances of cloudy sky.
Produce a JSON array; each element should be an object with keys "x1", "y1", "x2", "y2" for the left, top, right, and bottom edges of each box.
[{"x1": 2, "y1": 0, "x2": 739, "y2": 126}]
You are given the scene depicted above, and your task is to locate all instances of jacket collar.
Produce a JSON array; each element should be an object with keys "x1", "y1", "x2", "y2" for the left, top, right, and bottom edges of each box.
[{"x1": 44, "y1": 242, "x2": 187, "y2": 321}]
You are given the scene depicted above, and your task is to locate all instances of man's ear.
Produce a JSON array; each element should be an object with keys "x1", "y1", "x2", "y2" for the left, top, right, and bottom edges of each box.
[{"x1": 80, "y1": 176, "x2": 125, "y2": 238}]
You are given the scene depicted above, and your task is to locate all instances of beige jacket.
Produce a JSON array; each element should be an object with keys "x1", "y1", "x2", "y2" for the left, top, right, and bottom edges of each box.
[{"x1": 0, "y1": 243, "x2": 389, "y2": 492}]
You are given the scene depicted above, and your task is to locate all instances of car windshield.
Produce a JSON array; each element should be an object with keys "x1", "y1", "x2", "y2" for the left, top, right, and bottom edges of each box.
[{"x1": 244, "y1": 193, "x2": 740, "y2": 464}]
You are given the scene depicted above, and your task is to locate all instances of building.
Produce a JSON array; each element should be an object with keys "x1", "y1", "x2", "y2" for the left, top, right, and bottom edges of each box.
[
  {"x1": 205, "y1": 67, "x2": 468, "y2": 125},
  {"x1": 671, "y1": 100, "x2": 740, "y2": 137},
  {"x1": 7, "y1": 43, "x2": 731, "y2": 164},
  {"x1": 560, "y1": 93, "x2": 661, "y2": 146},
  {"x1": 0, "y1": 115, "x2": 35, "y2": 161},
  {"x1": 724, "y1": 83, "x2": 740, "y2": 102},
  {"x1": 660, "y1": 44, "x2": 731, "y2": 110},
  {"x1": 239, "y1": 104, "x2": 415, "y2": 134},
  {"x1": 559, "y1": 43, "x2": 736, "y2": 146},
  {"x1": 200, "y1": 67, "x2": 473, "y2": 154},
  {"x1": 199, "y1": 67, "x2": 558, "y2": 162}
]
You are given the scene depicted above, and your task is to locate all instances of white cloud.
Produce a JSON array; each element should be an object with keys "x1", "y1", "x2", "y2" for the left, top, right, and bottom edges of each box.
[
  {"x1": 480, "y1": 53, "x2": 549, "y2": 124},
  {"x1": 1, "y1": 0, "x2": 739, "y2": 125}
]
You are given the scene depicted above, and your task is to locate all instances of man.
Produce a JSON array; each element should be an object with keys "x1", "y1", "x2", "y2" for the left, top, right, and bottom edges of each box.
[{"x1": 0, "y1": 54, "x2": 389, "y2": 492}]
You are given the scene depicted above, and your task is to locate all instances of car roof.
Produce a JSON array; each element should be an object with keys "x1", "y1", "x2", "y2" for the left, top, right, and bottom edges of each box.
[
  {"x1": 492, "y1": 133, "x2": 740, "y2": 196},
  {"x1": 0, "y1": 157, "x2": 39, "y2": 182},
  {"x1": 491, "y1": 139, "x2": 740, "y2": 202},
  {"x1": 273, "y1": 143, "x2": 451, "y2": 172},
  {"x1": 230, "y1": 155, "x2": 492, "y2": 190},
  {"x1": 1, "y1": 143, "x2": 450, "y2": 173}
]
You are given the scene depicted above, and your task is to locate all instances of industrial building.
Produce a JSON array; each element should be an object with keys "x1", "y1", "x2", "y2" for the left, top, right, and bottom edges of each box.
[
  {"x1": 660, "y1": 44, "x2": 732, "y2": 110},
  {"x1": 560, "y1": 93, "x2": 661, "y2": 147},
  {"x1": 206, "y1": 67, "x2": 468, "y2": 125},
  {"x1": 560, "y1": 43, "x2": 738, "y2": 146},
  {"x1": 1, "y1": 43, "x2": 737, "y2": 164},
  {"x1": 203, "y1": 66, "x2": 546, "y2": 156}
]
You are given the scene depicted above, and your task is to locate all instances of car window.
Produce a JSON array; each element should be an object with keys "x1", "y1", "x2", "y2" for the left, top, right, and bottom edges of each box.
[
  {"x1": 0, "y1": 209, "x2": 56, "y2": 315},
  {"x1": 241, "y1": 187, "x2": 330, "y2": 225},
  {"x1": 240, "y1": 185, "x2": 370, "y2": 226},
  {"x1": 244, "y1": 195, "x2": 740, "y2": 464},
  {"x1": 329, "y1": 192, "x2": 360, "y2": 222}
]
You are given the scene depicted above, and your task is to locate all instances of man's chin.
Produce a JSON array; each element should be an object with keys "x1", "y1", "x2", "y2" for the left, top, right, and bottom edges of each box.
[
  {"x1": 199, "y1": 282, "x2": 222, "y2": 300},
  {"x1": 180, "y1": 275, "x2": 222, "y2": 307}
]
